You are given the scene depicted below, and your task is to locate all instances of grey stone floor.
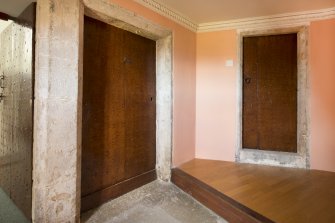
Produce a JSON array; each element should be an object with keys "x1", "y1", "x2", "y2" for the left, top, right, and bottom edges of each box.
[
  {"x1": 0, "y1": 188, "x2": 30, "y2": 223},
  {"x1": 81, "y1": 180, "x2": 228, "y2": 223}
]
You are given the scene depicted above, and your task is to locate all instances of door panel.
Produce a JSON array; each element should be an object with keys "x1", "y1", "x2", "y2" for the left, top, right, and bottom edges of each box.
[
  {"x1": 242, "y1": 37, "x2": 259, "y2": 149},
  {"x1": 82, "y1": 16, "x2": 126, "y2": 197},
  {"x1": 81, "y1": 16, "x2": 156, "y2": 210},
  {"x1": 242, "y1": 34, "x2": 297, "y2": 152},
  {"x1": 123, "y1": 32, "x2": 156, "y2": 179}
]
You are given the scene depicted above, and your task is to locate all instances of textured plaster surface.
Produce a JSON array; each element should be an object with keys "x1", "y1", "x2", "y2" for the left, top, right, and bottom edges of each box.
[{"x1": 81, "y1": 180, "x2": 227, "y2": 223}]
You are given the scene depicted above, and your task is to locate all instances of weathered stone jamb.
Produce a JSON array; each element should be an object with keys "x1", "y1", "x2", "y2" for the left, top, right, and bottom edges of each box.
[
  {"x1": 155, "y1": 35, "x2": 173, "y2": 181},
  {"x1": 33, "y1": 0, "x2": 84, "y2": 222},
  {"x1": 76, "y1": 1, "x2": 84, "y2": 218},
  {"x1": 236, "y1": 26, "x2": 310, "y2": 168}
]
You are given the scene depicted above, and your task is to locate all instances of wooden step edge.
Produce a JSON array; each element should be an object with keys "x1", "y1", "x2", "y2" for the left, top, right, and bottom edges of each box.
[{"x1": 171, "y1": 168, "x2": 274, "y2": 223}]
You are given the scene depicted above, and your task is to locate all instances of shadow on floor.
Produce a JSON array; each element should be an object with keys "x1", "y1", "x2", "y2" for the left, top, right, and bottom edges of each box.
[
  {"x1": 0, "y1": 188, "x2": 30, "y2": 223},
  {"x1": 81, "y1": 180, "x2": 227, "y2": 223}
]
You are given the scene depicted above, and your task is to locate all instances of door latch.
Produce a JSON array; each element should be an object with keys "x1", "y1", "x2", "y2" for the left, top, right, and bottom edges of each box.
[
  {"x1": 244, "y1": 77, "x2": 251, "y2": 84},
  {"x1": 0, "y1": 74, "x2": 5, "y2": 103}
]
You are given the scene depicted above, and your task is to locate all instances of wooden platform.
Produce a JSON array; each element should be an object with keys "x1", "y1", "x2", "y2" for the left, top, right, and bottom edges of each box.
[{"x1": 172, "y1": 159, "x2": 335, "y2": 223}]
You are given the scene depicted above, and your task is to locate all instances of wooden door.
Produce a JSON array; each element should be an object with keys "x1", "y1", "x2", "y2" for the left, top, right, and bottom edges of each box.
[
  {"x1": 242, "y1": 34, "x2": 297, "y2": 152},
  {"x1": 81, "y1": 16, "x2": 156, "y2": 211}
]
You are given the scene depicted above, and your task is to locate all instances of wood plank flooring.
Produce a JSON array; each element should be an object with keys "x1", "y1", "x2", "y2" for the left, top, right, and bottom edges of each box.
[{"x1": 172, "y1": 159, "x2": 335, "y2": 223}]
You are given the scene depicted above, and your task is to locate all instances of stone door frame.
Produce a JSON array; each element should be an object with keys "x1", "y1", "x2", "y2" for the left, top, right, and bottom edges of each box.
[
  {"x1": 33, "y1": 0, "x2": 173, "y2": 221},
  {"x1": 235, "y1": 26, "x2": 310, "y2": 169}
]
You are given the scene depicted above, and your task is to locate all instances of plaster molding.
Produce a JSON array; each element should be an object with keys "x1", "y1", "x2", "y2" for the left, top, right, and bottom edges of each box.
[
  {"x1": 132, "y1": 2, "x2": 335, "y2": 33},
  {"x1": 198, "y1": 7, "x2": 335, "y2": 32},
  {"x1": 133, "y1": 0, "x2": 198, "y2": 32}
]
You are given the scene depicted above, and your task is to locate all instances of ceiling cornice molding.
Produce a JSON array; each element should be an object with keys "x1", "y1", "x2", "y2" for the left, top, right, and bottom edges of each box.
[
  {"x1": 132, "y1": 1, "x2": 335, "y2": 33},
  {"x1": 133, "y1": 0, "x2": 198, "y2": 32},
  {"x1": 198, "y1": 7, "x2": 335, "y2": 32}
]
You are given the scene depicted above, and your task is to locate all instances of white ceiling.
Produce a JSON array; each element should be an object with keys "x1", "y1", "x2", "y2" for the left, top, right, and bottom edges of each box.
[
  {"x1": 155, "y1": 0, "x2": 335, "y2": 23},
  {"x1": 0, "y1": 0, "x2": 35, "y2": 17}
]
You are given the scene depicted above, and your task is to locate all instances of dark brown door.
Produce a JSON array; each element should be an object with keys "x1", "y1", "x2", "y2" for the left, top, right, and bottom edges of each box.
[
  {"x1": 81, "y1": 16, "x2": 156, "y2": 211},
  {"x1": 242, "y1": 34, "x2": 297, "y2": 152}
]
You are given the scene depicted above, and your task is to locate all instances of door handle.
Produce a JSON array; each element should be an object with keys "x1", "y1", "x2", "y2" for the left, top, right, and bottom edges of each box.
[{"x1": 244, "y1": 77, "x2": 251, "y2": 84}]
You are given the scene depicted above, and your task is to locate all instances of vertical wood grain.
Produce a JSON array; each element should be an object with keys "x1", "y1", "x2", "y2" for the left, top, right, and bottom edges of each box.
[
  {"x1": 243, "y1": 34, "x2": 297, "y2": 152},
  {"x1": 81, "y1": 16, "x2": 156, "y2": 210}
]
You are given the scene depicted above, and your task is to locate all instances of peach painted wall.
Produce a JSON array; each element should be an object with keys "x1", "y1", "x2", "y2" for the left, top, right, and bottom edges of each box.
[
  {"x1": 196, "y1": 30, "x2": 237, "y2": 161},
  {"x1": 109, "y1": 0, "x2": 196, "y2": 167},
  {"x1": 310, "y1": 18, "x2": 335, "y2": 172},
  {"x1": 195, "y1": 19, "x2": 335, "y2": 172}
]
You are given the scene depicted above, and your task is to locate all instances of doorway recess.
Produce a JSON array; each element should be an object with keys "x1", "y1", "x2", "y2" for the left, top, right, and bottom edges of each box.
[{"x1": 236, "y1": 26, "x2": 310, "y2": 168}]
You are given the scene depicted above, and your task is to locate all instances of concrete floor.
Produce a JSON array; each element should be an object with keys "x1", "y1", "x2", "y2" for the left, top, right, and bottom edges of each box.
[
  {"x1": 81, "y1": 180, "x2": 228, "y2": 223},
  {"x1": 0, "y1": 188, "x2": 29, "y2": 223}
]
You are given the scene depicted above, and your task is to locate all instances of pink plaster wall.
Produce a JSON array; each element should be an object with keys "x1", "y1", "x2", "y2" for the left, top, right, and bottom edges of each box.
[
  {"x1": 196, "y1": 30, "x2": 237, "y2": 161},
  {"x1": 109, "y1": 0, "x2": 196, "y2": 167},
  {"x1": 310, "y1": 18, "x2": 335, "y2": 172},
  {"x1": 195, "y1": 19, "x2": 335, "y2": 172}
]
